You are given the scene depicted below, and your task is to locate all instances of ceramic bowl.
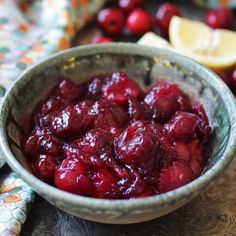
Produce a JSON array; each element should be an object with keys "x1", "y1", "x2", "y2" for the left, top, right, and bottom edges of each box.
[{"x1": 1, "y1": 43, "x2": 236, "y2": 224}]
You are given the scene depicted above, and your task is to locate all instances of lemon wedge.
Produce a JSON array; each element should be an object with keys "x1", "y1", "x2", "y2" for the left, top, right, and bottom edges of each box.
[
  {"x1": 169, "y1": 16, "x2": 236, "y2": 69},
  {"x1": 138, "y1": 32, "x2": 172, "y2": 49}
]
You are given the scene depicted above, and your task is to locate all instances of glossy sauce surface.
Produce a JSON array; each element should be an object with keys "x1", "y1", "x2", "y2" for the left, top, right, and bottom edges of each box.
[{"x1": 23, "y1": 72, "x2": 211, "y2": 199}]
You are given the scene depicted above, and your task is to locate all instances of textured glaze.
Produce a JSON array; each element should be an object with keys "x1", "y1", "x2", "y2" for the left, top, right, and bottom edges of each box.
[{"x1": 0, "y1": 43, "x2": 236, "y2": 224}]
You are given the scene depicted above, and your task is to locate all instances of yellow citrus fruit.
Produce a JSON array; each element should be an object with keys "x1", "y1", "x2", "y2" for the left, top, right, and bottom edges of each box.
[{"x1": 169, "y1": 16, "x2": 236, "y2": 69}]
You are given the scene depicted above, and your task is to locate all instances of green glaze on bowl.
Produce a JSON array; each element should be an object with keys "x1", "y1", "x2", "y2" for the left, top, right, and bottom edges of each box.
[{"x1": 0, "y1": 43, "x2": 236, "y2": 224}]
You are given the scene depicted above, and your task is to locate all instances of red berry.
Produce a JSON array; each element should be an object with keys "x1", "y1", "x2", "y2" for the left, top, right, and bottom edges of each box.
[
  {"x1": 205, "y1": 7, "x2": 235, "y2": 29},
  {"x1": 173, "y1": 141, "x2": 190, "y2": 162},
  {"x1": 51, "y1": 101, "x2": 94, "y2": 138},
  {"x1": 102, "y1": 72, "x2": 142, "y2": 105},
  {"x1": 127, "y1": 98, "x2": 143, "y2": 121},
  {"x1": 91, "y1": 100, "x2": 128, "y2": 129},
  {"x1": 24, "y1": 132, "x2": 61, "y2": 157},
  {"x1": 65, "y1": 128, "x2": 120, "y2": 172},
  {"x1": 165, "y1": 111, "x2": 199, "y2": 141},
  {"x1": 34, "y1": 154, "x2": 59, "y2": 182},
  {"x1": 131, "y1": 186, "x2": 155, "y2": 198},
  {"x1": 119, "y1": 0, "x2": 145, "y2": 14},
  {"x1": 115, "y1": 121, "x2": 159, "y2": 172},
  {"x1": 156, "y1": 3, "x2": 181, "y2": 34},
  {"x1": 97, "y1": 8, "x2": 125, "y2": 36},
  {"x1": 58, "y1": 79, "x2": 84, "y2": 103},
  {"x1": 122, "y1": 167, "x2": 146, "y2": 197},
  {"x1": 192, "y1": 104, "x2": 212, "y2": 142},
  {"x1": 87, "y1": 76, "x2": 109, "y2": 97},
  {"x1": 144, "y1": 82, "x2": 189, "y2": 122},
  {"x1": 229, "y1": 68, "x2": 236, "y2": 94},
  {"x1": 55, "y1": 158, "x2": 93, "y2": 195},
  {"x1": 158, "y1": 160, "x2": 193, "y2": 193},
  {"x1": 126, "y1": 9, "x2": 153, "y2": 36},
  {"x1": 91, "y1": 36, "x2": 113, "y2": 44},
  {"x1": 92, "y1": 168, "x2": 121, "y2": 199},
  {"x1": 41, "y1": 98, "x2": 62, "y2": 116}
]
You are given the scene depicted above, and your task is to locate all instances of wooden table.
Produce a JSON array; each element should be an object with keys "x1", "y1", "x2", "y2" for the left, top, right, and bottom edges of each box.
[{"x1": 22, "y1": 1, "x2": 236, "y2": 235}]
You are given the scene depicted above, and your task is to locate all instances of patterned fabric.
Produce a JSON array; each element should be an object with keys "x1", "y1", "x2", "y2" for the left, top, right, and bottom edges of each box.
[{"x1": 0, "y1": 0, "x2": 105, "y2": 235}]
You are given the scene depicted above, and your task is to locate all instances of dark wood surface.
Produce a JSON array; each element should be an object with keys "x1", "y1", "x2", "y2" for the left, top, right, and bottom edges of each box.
[{"x1": 22, "y1": 2, "x2": 236, "y2": 235}]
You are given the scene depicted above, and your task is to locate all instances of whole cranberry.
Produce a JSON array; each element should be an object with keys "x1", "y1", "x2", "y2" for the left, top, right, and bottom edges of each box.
[
  {"x1": 87, "y1": 76, "x2": 109, "y2": 97},
  {"x1": 97, "y1": 8, "x2": 125, "y2": 36},
  {"x1": 126, "y1": 9, "x2": 153, "y2": 36},
  {"x1": 58, "y1": 79, "x2": 84, "y2": 103},
  {"x1": 24, "y1": 132, "x2": 61, "y2": 157},
  {"x1": 102, "y1": 72, "x2": 142, "y2": 105},
  {"x1": 34, "y1": 154, "x2": 59, "y2": 182},
  {"x1": 91, "y1": 36, "x2": 113, "y2": 44},
  {"x1": 192, "y1": 104, "x2": 212, "y2": 142},
  {"x1": 229, "y1": 68, "x2": 236, "y2": 94},
  {"x1": 115, "y1": 121, "x2": 159, "y2": 171},
  {"x1": 92, "y1": 168, "x2": 121, "y2": 199},
  {"x1": 156, "y1": 3, "x2": 181, "y2": 34},
  {"x1": 119, "y1": 0, "x2": 145, "y2": 14},
  {"x1": 158, "y1": 160, "x2": 193, "y2": 193},
  {"x1": 51, "y1": 101, "x2": 94, "y2": 138},
  {"x1": 55, "y1": 158, "x2": 93, "y2": 195},
  {"x1": 144, "y1": 82, "x2": 189, "y2": 122},
  {"x1": 165, "y1": 111, "x2": 199, "y2": 141},
  {"x1": 205, "y1": 7, "x2": 235, "y2": 29}
]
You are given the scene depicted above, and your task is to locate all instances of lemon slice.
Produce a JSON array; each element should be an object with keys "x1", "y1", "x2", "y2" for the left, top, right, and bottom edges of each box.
[{"x1": 169, "y1": 16, "x2": 236, "y2": 69}]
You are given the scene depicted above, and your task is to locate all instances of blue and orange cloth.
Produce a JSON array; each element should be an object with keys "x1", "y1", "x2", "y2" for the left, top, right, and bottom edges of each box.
[{"x1": 0, "y1": 0, "x2": 105, "y2": 235}]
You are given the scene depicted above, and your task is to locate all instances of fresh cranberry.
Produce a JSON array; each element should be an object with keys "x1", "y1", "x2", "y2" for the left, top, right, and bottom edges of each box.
[
  {"x1": 102, "y1": 72, "x2": 142, "y2": 105},
  {"x1": 51, "y1": 101, "x2": 94, "y2": 138},
  {"x1": 158, "y1": 160, "x2": 193, "y2": 193},
  {"x1": 229, "y1": 68, "x2": 236, "y2": 94},
  {"x1": 115, "y1": 121, "x2": 159, "y2": 172},
  {"x1": 97, "y1": 8, "x2": 125, "y2": 36},
  {"x1": 55, "y1": 158, "x2": 93, "y2": 195},
  {"x1": 92, "y1": 168, "x2": 121, "y2": 199},
  {"x1": 165, "y1": 111, "x2": 199, "y2": 141},
  {"x1": 91, "y1": 36, "x2": 113, "y2": 44},
  {"x1": 119, "y1": 0, "x2": 145, "y2": 14},
  {"x1": 192, "y1": 104, "x2": 211, "y2": 142},
  {"x1": 205, "y1": 7, "x2": 235, "y2": 29},
  {"x1": 34, "y1": 154, "x2": 59, "y2": 182},
  {"x1": 58, "y1": 79, "x2": 84, "y2": 103},
  {"x1": 156, "y1": 3, "x2": 181, "y2": 34},
  {"x1": 126, "y1": 9, "x2": 153, "y2": 36}
]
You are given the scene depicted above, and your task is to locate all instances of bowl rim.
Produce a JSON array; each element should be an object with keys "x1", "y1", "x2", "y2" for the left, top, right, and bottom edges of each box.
[{"x1": 1, "y1": 42, "x2": 236, "y2": 210}]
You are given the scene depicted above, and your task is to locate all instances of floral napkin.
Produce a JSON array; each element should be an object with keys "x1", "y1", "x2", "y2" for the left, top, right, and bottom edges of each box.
[{"x1": 0, "y1": 0, "x2": 105, "y2": 235}]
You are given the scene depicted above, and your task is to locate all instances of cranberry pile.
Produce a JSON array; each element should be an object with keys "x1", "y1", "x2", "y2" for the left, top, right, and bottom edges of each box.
[
  {"x1": 23, "y1": 72, "x2": 212, "y2": 199},
  {"x1": 91, "y1": 1, "x2": 236, "y2": 97}
]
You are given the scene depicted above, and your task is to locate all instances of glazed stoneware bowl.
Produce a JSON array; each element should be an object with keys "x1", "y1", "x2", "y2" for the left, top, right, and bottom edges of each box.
[{"x1": 1, "y1": 43, "x2": 236, "y2": 224}]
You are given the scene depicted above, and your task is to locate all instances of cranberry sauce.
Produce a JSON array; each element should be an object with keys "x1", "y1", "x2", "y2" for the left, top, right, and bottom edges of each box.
[{"x1": 22, "y1": 72, "x2": 211, "y2": 199}]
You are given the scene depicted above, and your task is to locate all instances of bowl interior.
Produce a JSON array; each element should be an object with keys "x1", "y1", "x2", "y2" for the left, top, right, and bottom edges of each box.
[{"x1": 1, "y1": 44, "x2": 234, "y2": 193}]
